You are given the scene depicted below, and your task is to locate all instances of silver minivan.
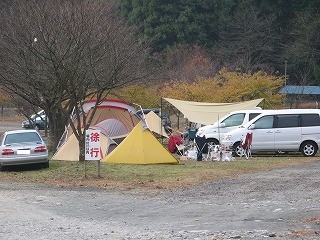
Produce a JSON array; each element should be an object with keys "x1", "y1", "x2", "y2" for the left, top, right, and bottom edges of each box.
[{"x1": 221, "y1": 109, "x2": 320, "y2": 157}]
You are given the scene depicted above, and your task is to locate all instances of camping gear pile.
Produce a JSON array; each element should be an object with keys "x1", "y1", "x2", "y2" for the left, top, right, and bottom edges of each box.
[{"x1": 52, "y1": 97, "x2": 261, "y2": 165}]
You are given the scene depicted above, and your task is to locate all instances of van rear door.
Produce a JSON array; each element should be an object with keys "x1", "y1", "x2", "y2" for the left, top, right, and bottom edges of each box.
[{"x1": 300, "y1": 113, "x2": 320, "y2": 141}]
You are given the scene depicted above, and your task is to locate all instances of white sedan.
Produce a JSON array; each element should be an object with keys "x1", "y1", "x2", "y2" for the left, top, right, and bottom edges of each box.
[{"x1": 0, "y1": 129, "x2": 48, "y2": 170}]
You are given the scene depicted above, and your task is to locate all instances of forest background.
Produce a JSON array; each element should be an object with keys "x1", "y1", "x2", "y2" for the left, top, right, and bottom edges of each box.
[
  {"x1": 119, "y1": 0, "x2": 320, "y2": 83},
  {"x1": 116, "y1": 0, "x2": 320, "y2": 109},
  {"x1": 1, "y1": 0, "x2": 319, "y2": 109}
]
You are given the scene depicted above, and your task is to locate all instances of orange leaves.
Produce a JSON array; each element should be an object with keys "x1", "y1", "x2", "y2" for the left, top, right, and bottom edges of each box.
[
  {"x1": 162, "y1": 68, "x2": 285, "y2": 107},
  {"x1": 161, "y1": 77, "x2": 219, "y2": 102},
  {"x1": 113, "y1": 85, "x2": 160, "y2": 108},
  {"x1": 115, "y1": 69, "x2": 285, "y2": 109}
]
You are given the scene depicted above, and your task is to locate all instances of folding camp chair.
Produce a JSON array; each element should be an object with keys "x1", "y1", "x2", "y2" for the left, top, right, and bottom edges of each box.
[
  {"x1": 188, "y1": 129, "x2": 197, "y2": 141},
  {"x1": 195, "y1": 136, "x2": 208, "y2": 161},
  {"x1": 168, "y1": 134, "x2": 186, "y2": 155},
  {"x1": 175, "y1": 143, "x2": 186, "y2": 155},
  {"x1": 240, "y1": 132, "x2": 253, "y2": 159},
  {"x1": 206, "y1": 142, "x2": 221, "y2": 161}
]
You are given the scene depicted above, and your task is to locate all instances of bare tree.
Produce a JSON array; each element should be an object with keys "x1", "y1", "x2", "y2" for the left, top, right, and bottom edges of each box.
[
  {"x1": 283, "y1": 10, "x2": 320, "y2": 86},
  {"x1": 0, "y1": 0, "x2": 151, "y2": 160},
  {"x1": 286, "y1": 68, "x2": 315, "y2": 108},
  {"x1": 218, "y1": 4, "x2": 279, "y2": 73},
  {"x1": 158, "y1": 45, "x2": 219, "y2": 83}
]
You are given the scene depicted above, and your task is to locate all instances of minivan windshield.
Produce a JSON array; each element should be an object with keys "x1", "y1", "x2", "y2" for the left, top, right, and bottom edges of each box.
[{"x1": 221, "y1": 113, "x2": 245, "y2": 127}]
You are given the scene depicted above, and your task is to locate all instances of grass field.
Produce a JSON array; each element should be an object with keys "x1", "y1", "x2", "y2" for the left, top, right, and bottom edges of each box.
[
  {"x1": 0, "y1": 154, "x2": 319, "y2": 192},
  {"x1": 0, "y1": 109, "x2": 319, "y2": 192}
]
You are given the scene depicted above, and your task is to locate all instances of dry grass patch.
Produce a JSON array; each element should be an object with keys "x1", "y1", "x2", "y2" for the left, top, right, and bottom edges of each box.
[
  {"x1": 0, "y1": 115, "x2": 24, "y2": 122},
  {"x1": 0, "y1": 155, "x2": 319, "y2": 192},
  {"x1": 0, "y1": 108, "x2": 23, "y2": 121}
]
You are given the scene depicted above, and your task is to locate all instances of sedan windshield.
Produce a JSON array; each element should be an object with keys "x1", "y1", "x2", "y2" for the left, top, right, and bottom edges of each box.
[{"x1": 4, "y1": 132, "x2": 42, "y2": 145}]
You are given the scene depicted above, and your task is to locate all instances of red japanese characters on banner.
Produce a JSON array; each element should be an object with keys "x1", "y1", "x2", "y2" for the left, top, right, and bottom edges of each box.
[{"x1": 85, "y1": 130, "x2": 101, "y2": 161}]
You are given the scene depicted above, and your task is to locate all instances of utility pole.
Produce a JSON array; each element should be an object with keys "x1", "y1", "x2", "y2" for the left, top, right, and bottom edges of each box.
[
  {"x1": 284, "y1": 61, "x2": 288, "y2": 86},
  {"x1": 284, "y1": 61, "x2": 288, "y2": 108}
]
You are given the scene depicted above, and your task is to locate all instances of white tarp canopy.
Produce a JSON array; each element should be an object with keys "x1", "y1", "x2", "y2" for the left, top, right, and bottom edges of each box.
[{"x1": 163, "y1": 98, "x2": 264, "y2": 125}]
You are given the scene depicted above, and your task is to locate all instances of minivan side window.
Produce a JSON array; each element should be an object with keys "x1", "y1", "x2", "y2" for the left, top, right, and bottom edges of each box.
[
  {"x1": 221, "y1": 113, "x2": 245, "y2": 127},
  {"x1": 253, "y1": 116, "x2": 274, "y2": 129},
  {"x1": 301, "y1": 114, "x2": 320, "y2": 127},
  {"x1": 249, "y1": 113, "x2": 261, "y2": 121},
  {"x1": 276, "y1": 114, "x2": 299, "y2": 128}
]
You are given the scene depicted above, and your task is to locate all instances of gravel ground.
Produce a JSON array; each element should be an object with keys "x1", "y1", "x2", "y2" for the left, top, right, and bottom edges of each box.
[{"x1": 0, "y1": 161, "x2": 319, "y2": 240}]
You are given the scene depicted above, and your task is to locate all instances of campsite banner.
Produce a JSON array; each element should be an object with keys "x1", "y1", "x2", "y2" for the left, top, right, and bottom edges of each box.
[{"x1": 85, "y1": 129, "x2": 101, "y2": 161}]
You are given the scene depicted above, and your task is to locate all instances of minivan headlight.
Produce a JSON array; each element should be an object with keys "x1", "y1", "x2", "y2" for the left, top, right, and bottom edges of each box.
[{"x1": 196, "y1": 129, "x2": 205, "y2": 137}]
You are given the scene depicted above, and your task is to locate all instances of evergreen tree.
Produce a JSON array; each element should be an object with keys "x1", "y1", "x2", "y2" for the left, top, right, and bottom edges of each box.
[{"x1": 118, "y1": 0, "x2": 219, "y2": 52}]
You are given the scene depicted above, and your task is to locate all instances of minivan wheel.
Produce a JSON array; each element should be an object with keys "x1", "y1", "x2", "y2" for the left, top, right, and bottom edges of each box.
[
  {"x1": 206, "y1": 138, "x2": 219, "y2": 146},
  {"x1": 301, "y1": 142, "x2": 318, "y2": 157},
  {"x1": 232, "y1": 142, "x2": 244, "y2": 157}
]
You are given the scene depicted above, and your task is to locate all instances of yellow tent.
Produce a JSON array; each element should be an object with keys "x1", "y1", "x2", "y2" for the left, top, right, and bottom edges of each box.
[{"x1": 102, "y1": 122, "x2": 179, "y2": 164}]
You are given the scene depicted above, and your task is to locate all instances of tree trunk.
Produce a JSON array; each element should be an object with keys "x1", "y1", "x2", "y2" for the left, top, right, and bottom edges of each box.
[
  {"x1": 48, "y1": 112, "x2": 68, "y2": 153},
  {"x1": 78, "y1": 134, "x2": 86, "y2": 162}
]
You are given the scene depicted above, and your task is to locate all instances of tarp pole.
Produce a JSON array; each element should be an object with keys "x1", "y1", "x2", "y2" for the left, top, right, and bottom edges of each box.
[
  {"x1": 133, "y1": 103, "x2": 147, "y2": 128},
  {"x1": 161, "y1": 97, "x2": 163, "y2": 143},
  {"x1": 218, "y1": 114, "x2": 220, "y2": 143}
]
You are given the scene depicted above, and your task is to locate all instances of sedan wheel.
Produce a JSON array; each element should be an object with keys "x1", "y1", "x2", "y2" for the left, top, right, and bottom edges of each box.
[{"x1": 301, "y1": 142, "x2": 318, "y2": 157}]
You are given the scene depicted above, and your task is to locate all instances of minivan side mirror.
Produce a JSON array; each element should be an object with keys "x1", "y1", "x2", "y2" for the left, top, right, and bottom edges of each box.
[
  {"x1": 248, "y1": 124, "x2": 255, "y2": 130},
  {"x1": 219, "y1": 123, "x2": 226, "y2": 128}
]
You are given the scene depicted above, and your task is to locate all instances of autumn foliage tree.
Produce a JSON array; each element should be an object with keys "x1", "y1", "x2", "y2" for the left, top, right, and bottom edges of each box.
[
  {"x1": 113, "y1": 69, "x2": 285, "y2": 112},
  {"x1": 112, "y1": 84, "x2": 160, "y2": 109},
  {"x1": 161, "y1": 68, "x2": 285, "y2": 108}
]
